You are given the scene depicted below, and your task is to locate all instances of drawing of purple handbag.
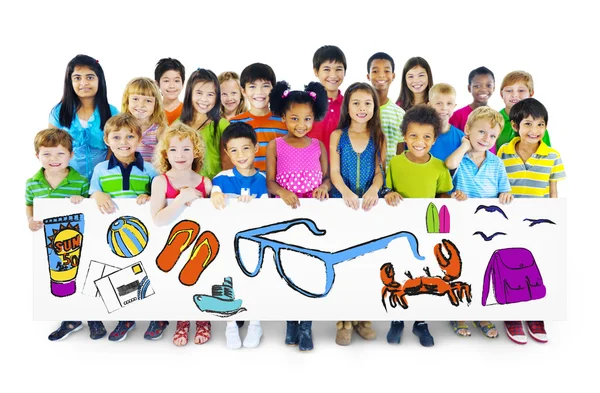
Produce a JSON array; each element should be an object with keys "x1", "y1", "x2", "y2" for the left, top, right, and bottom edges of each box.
[{"x1": 481, "y1": 248, "x2": 546, "y2": 306}]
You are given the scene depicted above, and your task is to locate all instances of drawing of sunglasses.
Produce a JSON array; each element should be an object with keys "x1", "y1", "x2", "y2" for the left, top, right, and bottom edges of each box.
[{"x1": 234, "y1": 219, "x2": 425, "y2": 298}]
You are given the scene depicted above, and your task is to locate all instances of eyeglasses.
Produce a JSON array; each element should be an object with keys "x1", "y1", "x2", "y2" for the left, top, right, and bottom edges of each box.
[{"x1": 234, "y1": 218, "x2": 424, "y2": 298}]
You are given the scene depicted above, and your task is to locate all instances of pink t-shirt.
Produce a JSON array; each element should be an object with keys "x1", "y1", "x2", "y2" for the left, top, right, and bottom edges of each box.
[
  {"x1": 449, "y1": 105, "x2": 472, "y2": 132},
  {"x1": 275, "y1": 137, "x2": 322, "y2": 198}
]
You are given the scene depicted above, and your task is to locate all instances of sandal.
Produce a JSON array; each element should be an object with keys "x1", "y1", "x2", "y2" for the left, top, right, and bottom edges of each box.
[
  {"x1": 173, "y1": 321, "x2": 190, "y2": 346},
  {"x1": 450, "y1": 321, "x2": 471, "y2": 337},
  {"x1": 473, "y1": 321, "x2": 498, "y2": 338},
  {"x1": 157, "y1": 220, "x2": 200, "y2": 273},
  {"x1": 194, "y1": 321, "x2": 211, "y2": 344}
]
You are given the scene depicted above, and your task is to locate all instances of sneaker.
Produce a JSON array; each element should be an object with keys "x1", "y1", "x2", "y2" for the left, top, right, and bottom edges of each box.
[
  {"x1": 504, "y1": 321, "x2": 527, "y2": 344},
  {"x1": 109, "y1": 321, "x2": 136, "y2": 342},
  {"x1": 285, "y1": 321, "x2": 299, "y2": 346},
  {"x1": 88, "y1": 321, "x2": 107, "y2": 340},
  {"x1": 48, "y1": 321, "x2": 82, "y2": 341},
  {"x1": 225, "y1": 324, "x2": 242, "y2": 350},
  {"x1": 526, "y1": 321, "x2": 548, "y2": 343},
  {"x1": 243, "y1": 323, "x2": 263, "y2": 348},
  {"x1": 412, "y1": 321, "x2": 434, "y2": 347},
  {"x1": 144, "y1": 321, "x2": 169, "y2": 340},
  {"x1": 387, "y1": 321, "x2": 405, "y2": 344}
]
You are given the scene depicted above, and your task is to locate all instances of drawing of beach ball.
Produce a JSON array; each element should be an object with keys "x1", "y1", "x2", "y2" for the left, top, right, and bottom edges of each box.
[{"x1": 107, "y1": 216, "x2": 149, "y2": 258}]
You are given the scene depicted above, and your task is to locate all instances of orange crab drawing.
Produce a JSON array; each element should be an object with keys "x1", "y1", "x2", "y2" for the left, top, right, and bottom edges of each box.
[{"x1": 380, "y1": 239, "x2": 471, "y2": 311}]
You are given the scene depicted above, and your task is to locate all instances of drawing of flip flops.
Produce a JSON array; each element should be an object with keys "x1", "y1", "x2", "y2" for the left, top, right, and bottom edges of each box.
[
  {"x1": 156, "y1": 220, "x2": 220, "y2": 286},
  {"x1": 194, "y1": 277, "x2": 247, "y2": 317}
]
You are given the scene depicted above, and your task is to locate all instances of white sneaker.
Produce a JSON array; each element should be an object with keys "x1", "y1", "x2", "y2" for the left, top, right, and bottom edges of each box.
[
  {"x1": 225, "y1": 325, "x2": 242, "y2": 349},
  {"x1": 243, "y1": 323, "x2": 263, "y2": 348}
]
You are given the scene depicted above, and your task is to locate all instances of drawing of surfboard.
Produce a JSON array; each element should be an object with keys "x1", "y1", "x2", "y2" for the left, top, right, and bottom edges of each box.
[
  {"x1": 439, "y1": 205, "x2": 450, "y2": 233},
  {"x1": 426, "y1": 202, "x2": 439, "y2": 233}
]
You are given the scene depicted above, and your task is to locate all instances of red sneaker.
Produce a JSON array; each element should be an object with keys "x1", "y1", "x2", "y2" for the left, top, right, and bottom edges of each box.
[
  {"x1": 504, "y1": 321, "x2": 527, "y2": 344},
  {"x1": 526, "y1": 321, "x2": 548, "y2": 343}
]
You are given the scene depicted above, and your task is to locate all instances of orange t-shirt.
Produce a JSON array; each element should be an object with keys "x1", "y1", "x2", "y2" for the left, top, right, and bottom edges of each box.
[{"x1": 165, "y1": 102, "x2": 183, "y2": 125}]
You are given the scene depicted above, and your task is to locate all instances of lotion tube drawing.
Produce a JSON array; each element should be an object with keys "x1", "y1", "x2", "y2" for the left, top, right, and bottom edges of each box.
[{"x1": 43, "y1": 214, "x2": 85, "y2": 297}]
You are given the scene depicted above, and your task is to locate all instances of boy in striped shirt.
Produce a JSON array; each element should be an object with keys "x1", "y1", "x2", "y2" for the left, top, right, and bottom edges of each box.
[
  {"x1": 26, "y1": 128, "x2": 107, "y2": 341},
  {"x1": 497, "y1": 98, "x2": 565, "y2": 344},
  {"x1": 446, "y1": 106, "x2": 513, "y2": 204},
  {"x1": 90, "y1": 113, "x2": 157, "y2": 214}
]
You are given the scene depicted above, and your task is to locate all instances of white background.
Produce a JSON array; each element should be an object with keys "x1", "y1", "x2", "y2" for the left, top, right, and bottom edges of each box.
[{"x1": 1, "y1": 0, "x2": 595, "y2": 391}]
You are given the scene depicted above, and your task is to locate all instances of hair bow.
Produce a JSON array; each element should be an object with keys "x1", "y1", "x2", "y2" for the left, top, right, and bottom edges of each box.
[
  {"x1": 282, "y1": 90, "x2": 290, "y2": 98},
  {"x1": 308, "y1": 91, "x2": 317, "y2": 101}
]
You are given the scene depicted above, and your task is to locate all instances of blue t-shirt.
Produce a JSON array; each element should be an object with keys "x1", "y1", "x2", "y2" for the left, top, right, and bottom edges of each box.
[
  {"x1": 429, "y1": 125, "x2": 464, "y2": 163},
  {"x1": 211, "y1": 167, "x2": 268, "y2": 198},
  {"x1": 452, "y1": 150, "x2": 511, "y2": 197},
  {"x1": 49, "y1": 103, "x2": 119, "y2": 180}
]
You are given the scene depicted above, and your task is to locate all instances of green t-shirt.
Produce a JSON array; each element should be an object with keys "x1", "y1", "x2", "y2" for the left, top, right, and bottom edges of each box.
[
  {"x1": 380, "y1": 99, "x2": 405, "y2": 170},
  {"x1": 386, "y1": 152, "x2": 453, "y2": 198},
  {"x1": 496, "y1": 108, "x2": 551, "y2": 151},
  {"x1": 200, "y1": 118, "x2": 230, "y2": 180},
  {"x1": 25, "y1": 167, "x2": 89, "y2": 206}
]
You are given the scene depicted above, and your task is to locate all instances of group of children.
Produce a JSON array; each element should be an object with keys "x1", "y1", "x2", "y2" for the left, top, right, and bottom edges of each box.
[{"x1": 27, "y1": 46, "x2": 565, "y2": 350}]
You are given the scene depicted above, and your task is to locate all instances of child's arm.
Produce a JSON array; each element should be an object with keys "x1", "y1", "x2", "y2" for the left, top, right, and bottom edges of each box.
[
  {"x1": 313, "y1": 141, "x2": 331, "y2": 201},
  {"x1": 450, "y1": 190, "x2": 468, "y2": 201},
  {"x1": 89, "y1": 168, "x2": 116, "y2": 214},
  {"x1": 150, "y1": 176, "x2": 202, "y2": 226},
  {"x1": 26, "y1": 205, "x2": 42, "y2": 231},
  {"x1": 362, "y1": 139, "x2": 386, "y2": 211},
  {"x1": 549, "y1": 181, "x2": 558, "y2": 198},
  {"x1": 266, "y1": 140, "x2": 300, "y2": 209},
  {"x1": 330, "y1": 130, "x2": 359, "y2": 210},
  {"x1": 445, "y1": 136, "x2": 471, "y2": 170}
]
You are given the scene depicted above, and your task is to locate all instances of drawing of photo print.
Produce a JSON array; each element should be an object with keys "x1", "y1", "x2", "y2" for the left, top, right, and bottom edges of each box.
[{"x1": 234, "y1": 218, "x2": 425, "y2": 298}]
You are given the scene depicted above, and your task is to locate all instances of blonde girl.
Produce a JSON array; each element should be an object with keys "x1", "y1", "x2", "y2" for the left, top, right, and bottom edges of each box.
[
  {"x1": 121, "y1": 77, "x2": 168, "y2": 162},
  {"x1": 218, "y1": 71, "x2": 247, "y2": 120},
  {"x1": 150, "y1": 123, "x2": 212, "y2": 346}
]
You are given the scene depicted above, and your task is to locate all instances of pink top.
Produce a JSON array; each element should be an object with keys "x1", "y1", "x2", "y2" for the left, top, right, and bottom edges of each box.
[
  {"x1": 137, "y1": 122, "x2": 160, "y2": 162},
  {"x1": 449, "y1": 105, "x2": 472, "y2": 132},
  {"x1": 164, "y1": 174, "x2": 207, "y2": 198},
  {"x1": 307, "y1": 90, "x2": 343, "y2": 160},
  {"x1": 275, "y1": 137, "x2": 322, "y2": 198}
]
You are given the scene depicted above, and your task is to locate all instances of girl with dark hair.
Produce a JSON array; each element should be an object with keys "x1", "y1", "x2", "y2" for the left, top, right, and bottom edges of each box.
[
  {"x1": 396, "y1": 57, "x2": 433, "y2": 111},
  {"x1": 49, "y1": 54, "x2": 119, "y2": 180},
  {"x1": 180, "y1": 68, "x2": 230, "y2": 180}
]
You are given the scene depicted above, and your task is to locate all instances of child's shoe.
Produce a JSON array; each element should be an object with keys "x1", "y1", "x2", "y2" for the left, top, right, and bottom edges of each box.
[
  {"x1": 525, "y1": 321, "x2": 548, "y2": 343},
  {"x1": 194, "y1": 321, "x2": 211, "y2": 344},
  {"x1": 109, "y1": 321, "x2": 136, "y2": 342},
  {"x1": 88, "y1": 321, "x2": 106, "y2": 340},
  {"x1": 243, "y1": 322, "x2": 263, "y2": 348},
  {"x1": 387, "y1": 320, "x2": 405, "y2": 344},
  {"x1": 298, "y1": 321, "x2": 313, "y2": 351},
  {"x1": 48, "y1": 321, "x2": 82, "y2": 341},
  {"x1": 504, "y1": 321, "x2": 527, "y2": 344},
  {"x1": 472, "y1": 321, "x2": 497, "y2": 338},
  {"x1": 285, "y1": 321, "x2": 299, "y2": 345},
  {"x1": 225, "y1": 322, "x2": 242, "y2": 349},
  {"x1": 353, "y1": 321, "x2": 376, "y2": 340},
  {"x1": 412, "y1": 321, "x2": 434, "y2": 347},
  {"x1": 173, "y1": 321, "x2": 190, "y2": 346},
  {"x1": 144, "y1": 321, "x2": 169, "y2": 340},
  {"x1": 335, "y1": 321, "x2": 353, "y2": 346}
]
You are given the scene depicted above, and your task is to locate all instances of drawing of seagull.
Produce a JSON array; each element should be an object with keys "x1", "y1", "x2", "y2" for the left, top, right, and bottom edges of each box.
[
  {"x1": 474, "y1": 205, "x2": 508, "y2": 220},
  {"x1": 523, "y1": 218, "x2": 556, "y2": 227}
]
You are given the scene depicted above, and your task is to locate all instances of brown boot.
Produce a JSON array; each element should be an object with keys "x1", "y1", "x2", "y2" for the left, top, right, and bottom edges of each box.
[
  {"x1": 354, "y1": 321, "x2": 377, "y2": 340},
  {"x1": 335, "y1": 321, "x2": 353, "y2": 346}
]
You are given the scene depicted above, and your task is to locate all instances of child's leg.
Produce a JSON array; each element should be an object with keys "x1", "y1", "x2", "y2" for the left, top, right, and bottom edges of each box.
[
  {"x1": 194, "y1": 320, "x2": 211, "y2": 344},
  {"x1": 298, "y1": 321, "x2": 313, "y2": 351},
  {"x1": 48, "y1": 321, "x2": 83, "y2": 341},
  {"x1": 243, "y1": 320, "x2": 263, "y2": 348},
  {"x1": 144, "y1": 320, "x2": 169, "y2": 340},
  {"x1": 225, "y1": 321, "x2": 242, "y2": 349},
  {"x1": 412, "y1": 321, "x2": 434, "y2": 347},
  {"x1": 173, "y1": 321, "x2": 190, "y2": 346},
  {"x1": 285, "y1": 321, "x2": 299, "y2": 345}
]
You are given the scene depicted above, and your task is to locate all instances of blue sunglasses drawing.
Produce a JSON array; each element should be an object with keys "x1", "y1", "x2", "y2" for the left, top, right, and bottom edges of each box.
[{"x1": 234, "y1": 218, "x2": 425, "y2": 298}]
